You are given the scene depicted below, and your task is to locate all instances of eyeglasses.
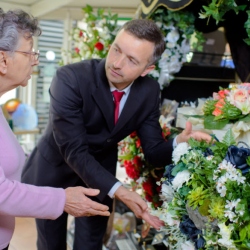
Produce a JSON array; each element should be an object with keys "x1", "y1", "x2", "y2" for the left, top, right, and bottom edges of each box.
[{"x1": 14, "y1": 48, "x2": 40, "y2": 61}]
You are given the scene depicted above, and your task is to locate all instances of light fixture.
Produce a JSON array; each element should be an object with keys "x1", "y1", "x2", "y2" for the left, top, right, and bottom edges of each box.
[{"x1": 46, "y1": 51, "x2": 56, "y2": 61}]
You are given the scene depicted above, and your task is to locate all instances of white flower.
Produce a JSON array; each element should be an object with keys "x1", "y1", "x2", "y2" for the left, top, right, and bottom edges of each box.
[
  {"x1": 172, "y1": 170, "x2": 191, "y2": 190},
  {"x1": 172, "y1": 142, "x2": 190, "y2": 164},
  {"x1": 206, "y1": 155, "x2": 214, "y2": 161},
  {"x1": 164, "y1": 212, "x2": 180, "y2": 227},
  {"x1": 180, "y1": 241, "x2": 195, "y2": 250},
  {"x1": 225, "y1": 210, "x2": 236, "y2": 221},
  {"x1": 166, "y1": 42, "x2": 176, "y2": 49},
  {"x1": 213, "y1": 174, "x2": 218, "y2": 180},
  {"x1": 237, "y1": 210, "x2": 245, "y2": 216},
  {"x1": 166, "y1": 29, "x2": 180, "y2": 43},
  {"x1": 161, "y1": 183, "x2": 174, "y2": 201},
  {"x1": 225, "y1": 199, "x2": 240, "y2": 210},
  {"x1": 161, "y1": 49, "x2": 172, "y2": 60},
  {"x1": 218, "y1": 238, "x2": 237, "y2": 249},
  {"x1": 148, "y1": 69, "x2": 159, "y2": 78},
  {"x1": 181, "y1": 39, "x2": 190, "y2": 54},
  {"x1": 170, "y1": 54, "x2": 181, "y2": 64},
  {"x1": 155, "y1": 22, "x2": 162, "y2": 28}
]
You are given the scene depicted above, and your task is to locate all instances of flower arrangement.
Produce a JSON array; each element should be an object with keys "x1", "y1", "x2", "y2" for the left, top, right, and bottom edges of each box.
[
  {"x1": 151, "y1": 130, "x2": 250, "y2": 249},
  {"x1": 118, "y1": 115, "x2": 180, "y2": 209},
  {"x1": 147, "y1": 7, "x2": 206, "y2": 89},
  {"x1": 63, "y1": 5, "x2": 119, "y2": 64},
  {"x1": 202, "y1": 83, "x2": 250, "y2": 130}
]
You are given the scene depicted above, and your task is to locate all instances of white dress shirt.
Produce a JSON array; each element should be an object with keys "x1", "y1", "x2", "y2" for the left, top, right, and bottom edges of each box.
[{"x1": 107, "y1": 82, "x2": 178, "y2": 198}]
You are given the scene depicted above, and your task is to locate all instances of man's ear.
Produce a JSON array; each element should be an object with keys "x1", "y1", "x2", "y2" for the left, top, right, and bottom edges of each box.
[
  {"x1": 0, "y1": 51, "x2": 7, "y2": 74},
  {"x1": 141, "y1": 64, "x2": 155, "y2": 77}
]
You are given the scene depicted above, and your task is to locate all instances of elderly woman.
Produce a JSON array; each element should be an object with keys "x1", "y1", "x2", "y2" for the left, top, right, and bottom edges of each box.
[{"x1": 0, "y1": 8, "x2": 110, "y2": 250}]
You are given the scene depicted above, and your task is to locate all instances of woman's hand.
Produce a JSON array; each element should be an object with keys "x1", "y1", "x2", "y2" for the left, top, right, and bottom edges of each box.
[{"x1": 64, "y1": 187, "x2": 110, "y2": 217}]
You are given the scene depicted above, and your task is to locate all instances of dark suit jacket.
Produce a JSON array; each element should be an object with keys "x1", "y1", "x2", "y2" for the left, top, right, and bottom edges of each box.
[{"x1": 22, "y1": 59, "x2": 173, "y2": 205}]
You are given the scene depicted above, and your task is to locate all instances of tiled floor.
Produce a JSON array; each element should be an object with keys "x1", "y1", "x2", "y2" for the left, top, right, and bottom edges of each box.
[{"x1": 8, "y1": 164, "x2": 127, "y2": 250}]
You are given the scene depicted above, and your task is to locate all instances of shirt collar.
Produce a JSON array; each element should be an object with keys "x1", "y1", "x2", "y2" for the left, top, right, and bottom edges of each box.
[{"x1": 109, "y1": 81, "x2": 134, "y2": 96}]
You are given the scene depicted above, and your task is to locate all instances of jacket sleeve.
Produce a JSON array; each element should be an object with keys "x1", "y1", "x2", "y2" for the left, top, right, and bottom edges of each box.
[
  {"x1": 49, "y1": 66, "x2": 118, "y2": 202},
  {"x1": 0, "y1": 166, "x2": 65, "y2": 219},
  {"x1": 137, "y1": 85, "x2": 173, "y2": 167}
]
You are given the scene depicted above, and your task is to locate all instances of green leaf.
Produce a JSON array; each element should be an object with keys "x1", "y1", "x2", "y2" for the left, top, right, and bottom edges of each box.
[
  {"x1": 247, "y1": 157, "x2": 250, "y2": 167},
  {"x1": 239, "y1": 114, "x2": 250, "y2": 123},
  {"x1": 199, "y1": 199, "x2": 211, "y2": 216},
  {"x1": 198, "y1": 175, "x2": 208, "y2": 187},
  {"x1": 240, "y1": 227, "x2": 248, "y2": 241},
  {"x1": 171, "y1": 162, "x2": 187, "y2": 176},
  {"x1": 204, "y1": 115, "x2": 229, "y2": 129},
  {"x1": 118, "y1": 154, "x2": 134, "y2": 161},
  {"x1": 184, "y1": 115, "x2": 206, "y2": 119},
  {"x1": 222, "y1": 129, "x2": 236, "y2": 147}
]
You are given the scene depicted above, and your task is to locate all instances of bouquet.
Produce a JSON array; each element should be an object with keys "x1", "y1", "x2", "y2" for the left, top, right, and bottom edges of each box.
[
  {"x1": 62, "y1": 5, "x2": 118, "y2": 64},
  {"x1": 118, "y1": 115, "x2": 180, "y2": 209},
  {"x1": 203, "y1": 84, "x2": 250, "y2": 130},
  {"x1": 152, "y1": 130, "x2": 250, "y2": 250}
]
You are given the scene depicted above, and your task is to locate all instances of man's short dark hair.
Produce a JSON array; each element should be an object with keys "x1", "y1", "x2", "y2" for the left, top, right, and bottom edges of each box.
[{"x1": 121, "y1": 19, "x2": 166, "y2": 65}]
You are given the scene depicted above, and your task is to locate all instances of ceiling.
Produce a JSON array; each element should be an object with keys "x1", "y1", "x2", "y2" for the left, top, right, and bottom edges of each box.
[{"x1": 0, "y1": 0, "x2": 141, "y2": 19}]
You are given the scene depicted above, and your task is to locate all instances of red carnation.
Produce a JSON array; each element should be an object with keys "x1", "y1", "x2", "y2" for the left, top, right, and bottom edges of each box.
[
  {"x1": 124, "y1": 160, "x2": 140, "y2": 180},
  {"x1": 94, "y1": 42, "x2": 104, "y2": 51},
  {"x1": 79, "y1": 30, "x2": 83, "y2": 37},
  {"x1": 75, "y1": 47, "x2": 80, "y2": 54}
]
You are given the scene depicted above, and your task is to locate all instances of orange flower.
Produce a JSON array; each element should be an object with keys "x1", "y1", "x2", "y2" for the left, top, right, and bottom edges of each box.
[
  {"x1": 213, "y1": 99, "x2": 225, "y2": 116},
  {"x1": 215, "y1": 99, "x2": 225, "y2": 108},
  {"x1": 213, "y1": 107, "x2": 223, "y2": 116}
]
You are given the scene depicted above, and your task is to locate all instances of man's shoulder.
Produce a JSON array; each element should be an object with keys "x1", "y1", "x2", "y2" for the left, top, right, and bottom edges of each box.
[
  {"x1": 58, "y1": 59, "x2": 102, "y2": 73},
  {"x1": 137, "y1": 75, "x2": 160, "y2": 91}
]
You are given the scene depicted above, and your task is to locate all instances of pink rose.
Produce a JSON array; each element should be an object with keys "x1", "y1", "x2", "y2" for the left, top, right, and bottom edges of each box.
[
  {"x1": 227, "y1": 89, "x2": 250, "y2": 114},
  {"x1": 227, "y1": 89, "x2": 249, "y2": 104},
  {"x1": 213, "y1": 92, "x2": 221, "y2": 100}
]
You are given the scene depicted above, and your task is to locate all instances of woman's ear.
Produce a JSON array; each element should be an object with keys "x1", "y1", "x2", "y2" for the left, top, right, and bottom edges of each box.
[{"x1": 0, "y1": 51, "x2": 7, "y2": 74}]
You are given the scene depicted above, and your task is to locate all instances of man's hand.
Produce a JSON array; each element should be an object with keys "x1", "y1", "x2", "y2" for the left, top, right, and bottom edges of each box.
[
  {"x1": 115, "y1": 186, "x2": 164, "y2": 230},
  {"x1": 64, "y1": 187, "x2": 110, "y2": 217},
  {"x1": 176, "y1": 121, "x2": 213, "y2": 144}
]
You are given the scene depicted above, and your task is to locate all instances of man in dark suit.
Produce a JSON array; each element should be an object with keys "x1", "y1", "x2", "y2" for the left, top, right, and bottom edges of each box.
[{"x1": 22, "y1": 19, "x2": 211, "y2": 250}]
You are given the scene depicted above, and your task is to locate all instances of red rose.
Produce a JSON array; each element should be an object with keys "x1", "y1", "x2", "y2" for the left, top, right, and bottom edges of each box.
[
  {"x1": 133, "y1": 156, "x2": 143, "y2": 168},
  {"x1": 142, "y1": 181, "x2": 153, "y2": 196},
  {"x1": 75, "y1": 47, "x2": 80, "y2": 54},
  {"x1": 79, "y1": 30, "x2": 83, "y2": 37},
  {"x1": 156, "y1": 185, "x2": 161, "y2": 193},
  {"x1": 145, "y1": 193, "x2": 153, "y2": 202},
  {"x1": 167, "y1": 132, "x2": 171, "y2": 136},
  {"x1": 136, "y1": 139, "x2": 141, "y2": 148},
  {"x1": 94, "y1": 42, "x2": 104, "y2": 51},
  {"x1": 130, "y1": 131, "x2": 137, "y2": 138}
]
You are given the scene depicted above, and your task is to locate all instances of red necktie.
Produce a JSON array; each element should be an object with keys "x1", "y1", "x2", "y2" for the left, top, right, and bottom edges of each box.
[{"x1": 113, "y1": 90, "x2": 125, "y2": 124}]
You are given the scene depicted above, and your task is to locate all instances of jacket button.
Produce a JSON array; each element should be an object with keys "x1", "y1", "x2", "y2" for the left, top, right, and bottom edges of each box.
[{"x1": 107, "y1": 138, "x2": 111, "y2": 142}]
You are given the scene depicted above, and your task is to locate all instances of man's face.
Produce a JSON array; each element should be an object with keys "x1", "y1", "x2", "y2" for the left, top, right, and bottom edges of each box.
[{"x1": 105, "y1": 29, "x2": 155, "y2": 90}]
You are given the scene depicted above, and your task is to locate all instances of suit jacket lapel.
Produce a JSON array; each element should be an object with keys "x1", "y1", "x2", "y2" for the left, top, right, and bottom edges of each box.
[
  {"x1": 92, "y1": 59, "x2": 115, "y2": 132},
  {"x1": 110, "y1": 78, "x2": 142, "y2": 137}
]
